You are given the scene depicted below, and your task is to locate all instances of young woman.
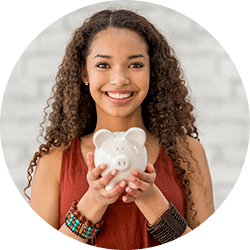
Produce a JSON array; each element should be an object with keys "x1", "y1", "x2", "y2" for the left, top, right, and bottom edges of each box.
[{"x1": 24, "y1": 9, "x2": 214, "y2": 249}]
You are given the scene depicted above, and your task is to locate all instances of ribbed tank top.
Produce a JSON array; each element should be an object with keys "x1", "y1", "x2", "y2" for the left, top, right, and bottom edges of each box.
[{"x1": 59, "y1": 138, "x2": 186, "y2": 249}]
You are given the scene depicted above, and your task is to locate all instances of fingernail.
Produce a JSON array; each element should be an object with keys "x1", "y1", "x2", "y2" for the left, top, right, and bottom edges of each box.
[
  {"x1": 100, "y1": 164, "x2": 106, "y2": 170},
  {"x1": 133, "y1": 170, "x2": 139, "y2": 176},
  {"x1": 120, "y1": 181, "x2": 126, "y2": 188},
  {"x1": 87, "y1": 152, "x2": 92, "y2": 160},
  {"x1": 130, "y1": 176, "x2": 135, "y2": 182},
  {"x1": 111, "y1": 169, "x2": 117, "y2": 176},
  {"x1": 122, "y1": 196, "x2": 127, "y2": 203}
]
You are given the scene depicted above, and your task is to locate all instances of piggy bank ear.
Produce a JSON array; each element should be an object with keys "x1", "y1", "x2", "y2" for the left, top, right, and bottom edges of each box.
[
  {"x1": 93, "y1": 129, "x2": 114, "y2": 149},
  {"x1": 124, "y1": 127, "x2": 146, "y2": 147}
]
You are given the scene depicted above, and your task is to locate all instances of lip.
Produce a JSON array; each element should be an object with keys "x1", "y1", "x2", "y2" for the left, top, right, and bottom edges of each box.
[
  {"x1": 105, "y1": 90, "x2": 133, "y2": 94},
  {"x1": 103, "y1": 91, "x2": 137, "y2": 105}
]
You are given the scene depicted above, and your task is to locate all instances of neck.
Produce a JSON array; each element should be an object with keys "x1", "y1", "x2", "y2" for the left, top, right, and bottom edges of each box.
[
  {"x1": 84, "y1": 106, "x2": 157, "y2": 151},
  {"x1": 94, "y1": 108, "x2": 147, "y2": 133}
]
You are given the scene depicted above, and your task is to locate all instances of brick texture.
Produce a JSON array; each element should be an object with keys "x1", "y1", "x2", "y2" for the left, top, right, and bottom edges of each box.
[{"x1": 1, "y1": 1, "x2": 249, "y2": 209}]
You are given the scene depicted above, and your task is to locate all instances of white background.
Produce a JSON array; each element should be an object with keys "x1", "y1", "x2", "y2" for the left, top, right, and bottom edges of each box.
[{"x1": 1, "y1": 0, "x2": 248, "y2": 210}]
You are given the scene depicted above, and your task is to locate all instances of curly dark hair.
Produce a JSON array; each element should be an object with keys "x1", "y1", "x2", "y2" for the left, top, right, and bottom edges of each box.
[{"x1": 24, "y1": 9, "x2": 200, "y2": 225}]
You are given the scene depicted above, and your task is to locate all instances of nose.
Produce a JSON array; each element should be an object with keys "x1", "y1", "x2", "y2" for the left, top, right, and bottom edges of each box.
[
  {"x1": 114, "y1": 155, "x2": 131, "y2": 171},
  {"x1": 110, "y1": 67, "x2": 130, "y2": 87}
]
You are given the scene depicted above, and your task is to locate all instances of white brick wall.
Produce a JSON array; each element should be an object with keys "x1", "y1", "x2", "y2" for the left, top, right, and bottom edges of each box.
[{"x1": 1, "y1": 1, "x2": 249, "y2": 210}]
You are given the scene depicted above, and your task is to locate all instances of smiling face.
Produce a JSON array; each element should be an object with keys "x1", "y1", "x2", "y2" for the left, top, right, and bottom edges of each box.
[{"x1": 85, "y1": 28, "x2": 150, "y2": 120}]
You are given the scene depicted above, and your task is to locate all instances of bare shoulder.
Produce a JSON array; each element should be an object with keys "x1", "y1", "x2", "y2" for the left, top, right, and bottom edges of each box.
[
  {"x1": 177, "y1": 137, "x2": 207, "y2": 172},
  {"x1": 30, "y1": 146, "x2": 63, "y2": 229},
  {"x1": 177, "y1": 136, "x2": 215, "y2": 228},
  {"x1": 177, "y1": 136, "x2": 210, "y2": 183},
  {"x1": 178, "y1": 136, "x2": 205, "y2": 155},
  {"x1": 37, "y1": 146, "x2": 63, "y2": 181},
  {"x1": 33, "y1": 146, "x2": 63, "y2": 186}
]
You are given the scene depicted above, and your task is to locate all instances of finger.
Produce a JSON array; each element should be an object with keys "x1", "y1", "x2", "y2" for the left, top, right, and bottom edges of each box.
[
  {"x1": 88, "y1": 164, "x2": 107, "y2": 181},
  {"x1": 87, "y1": 152, "x2": 95, "y2": 171},
  {"x1": 125, "y1": 186, "x2": 142, "y2": 197},
  {"x1": 128, "y1": 176, "x2": 150, "y2": 192},
  {"x1": 131, "y1": 165, "x2": 155, "y2": 183},
  {"x1": 130, "y1": 171, "x2": 153, "y2": 185},
  {"x1": 146, "y1": 164, "x2": 155, "y2": 173},
  {"x1": 104, "y1": 181, "x2": 127, "y2": 199},
  {"x1": 122, "y1": 193, "x2": 134, "y2": 203},
  {"x1": 94, "y1": 169, "x2": 118, "y2": 189}
]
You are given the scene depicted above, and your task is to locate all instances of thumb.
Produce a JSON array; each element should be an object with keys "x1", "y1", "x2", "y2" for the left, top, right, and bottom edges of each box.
[
  {"x1": 146, "y1": 164, "x2": 155, "y2": 173},
  {"x1": 87, "y1": 152, "x2": 95, "y2": 171}
]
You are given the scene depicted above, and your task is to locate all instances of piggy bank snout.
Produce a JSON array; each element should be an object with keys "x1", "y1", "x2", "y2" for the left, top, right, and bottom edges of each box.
[{"x1": 114, "y1": 155, "x2": 131, "y2": 171}]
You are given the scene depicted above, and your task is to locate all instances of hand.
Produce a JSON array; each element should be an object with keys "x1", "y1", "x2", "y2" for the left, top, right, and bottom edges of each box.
[
  {"x1": 85, "y1": 152, "x2": 127, "y2": 208},
  {"x1": 122, "y1": 164, "x2": 156, "y2": 203}
]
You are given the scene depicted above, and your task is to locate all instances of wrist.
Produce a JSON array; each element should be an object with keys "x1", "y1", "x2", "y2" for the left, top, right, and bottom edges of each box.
[
  {"x1": 135, "y1": 184, "x2": 170, "y2": 225},
  {"x1": 77, "y1": 190, "x2": 108, "y2": 224},
  {"x1": 64, "y1": 200, "x2": 104, "y2": 243}
]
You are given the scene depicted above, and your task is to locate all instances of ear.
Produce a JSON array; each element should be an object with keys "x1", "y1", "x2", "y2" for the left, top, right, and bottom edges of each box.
[
  {"x1": 124, "y1": 127, "x2": 146, "y2": 147},
  {"x1": 81, "y1": 70, "x2": 89, "y2": 85},
  {"x1": 93, "y1": 129, "x2": 114, "y2": 149}
]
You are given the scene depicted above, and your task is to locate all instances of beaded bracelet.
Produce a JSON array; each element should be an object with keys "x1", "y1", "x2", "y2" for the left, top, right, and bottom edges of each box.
[
  {"x1": 64, "y1": 200, "x2": 104, "y2": 244},
  {"x1": 147, "y1": 202, "x2": 187, "y2": 244}
]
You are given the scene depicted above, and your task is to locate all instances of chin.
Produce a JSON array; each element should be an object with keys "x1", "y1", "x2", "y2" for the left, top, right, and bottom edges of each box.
[{"x1": 103, "y1": 105, "x2": 139, "y2": 118}]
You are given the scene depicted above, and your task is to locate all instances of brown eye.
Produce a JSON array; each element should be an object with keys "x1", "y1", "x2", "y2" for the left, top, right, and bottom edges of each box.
[
  {"x1": 130, "y1": 62, "x2": 144, "y2": 68},
  {"x1": 96, "y1": 62, "x2": 110, "y2": 68}
]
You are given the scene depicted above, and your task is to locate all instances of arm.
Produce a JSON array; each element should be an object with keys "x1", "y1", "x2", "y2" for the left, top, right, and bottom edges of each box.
[
  {"x1": 123, "y1": 167, "x2": 191, "y2": 235},
  {"x1": 59, "y1": 192, "x2": 107, "y2": 243},
  {"x1": 123, "y1": 137, "x2": 214, "y2": 234},
  {"x1": 179, "y1": 137, "x2": 215, "y2": 228},
  {"x1": 30, "y1": 148, "x2": 62, "y2": 229},
  {"x1": 30, "y1": 150, "x2": 126, "y2": 243},
  {"x1": 30, "y1": 148, "x2": 89, "y2": 242},
  {"x1": 135, "y1": 185, "x2": 192, "y2": 235}
]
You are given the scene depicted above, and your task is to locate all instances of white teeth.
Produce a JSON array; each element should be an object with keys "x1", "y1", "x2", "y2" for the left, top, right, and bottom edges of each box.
[{"x1": 106, "y1": 92, "x2": 132, "y2": 99}]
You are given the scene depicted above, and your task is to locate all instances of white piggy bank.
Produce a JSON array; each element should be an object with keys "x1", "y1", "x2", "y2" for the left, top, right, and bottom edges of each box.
[{"x1": 93, "y1": 127, "x2": 147, "y2": 191}]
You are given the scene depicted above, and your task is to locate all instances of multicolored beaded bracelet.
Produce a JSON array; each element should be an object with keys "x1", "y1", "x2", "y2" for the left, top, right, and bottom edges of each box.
[{"x1": 64, "y1": 200, "x2": 104, "y2": 244}]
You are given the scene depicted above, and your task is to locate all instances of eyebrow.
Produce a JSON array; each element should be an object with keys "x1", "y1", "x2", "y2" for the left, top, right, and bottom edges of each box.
[
  {"x1": 128, "y1": 54, "x2": 146, "y2": 59},
  {"x1": 94, "y1": 54, "x2": 146, "y2": 59},
  {"x1": 94, "y1": 54, "x2": 111, "y2": 59}
]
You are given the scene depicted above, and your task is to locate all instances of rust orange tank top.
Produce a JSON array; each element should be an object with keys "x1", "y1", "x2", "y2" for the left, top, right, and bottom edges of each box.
[{"x1": 59, "y1": 138, "x2": 186, "y2": 249}]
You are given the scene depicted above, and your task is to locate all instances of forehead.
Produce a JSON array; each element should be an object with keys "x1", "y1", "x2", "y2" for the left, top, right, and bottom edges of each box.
[{"x1": 89, "y1": 28, "x2": 148, "y2": 56}]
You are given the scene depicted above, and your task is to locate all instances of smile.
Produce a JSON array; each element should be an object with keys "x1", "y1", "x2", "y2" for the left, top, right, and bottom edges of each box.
[
  {"x1": 105, "y1": 91, "x2": 134, "y2": 99},
  {"x1": 103, "y1": 91, "x2": 137, "y2": 104}
]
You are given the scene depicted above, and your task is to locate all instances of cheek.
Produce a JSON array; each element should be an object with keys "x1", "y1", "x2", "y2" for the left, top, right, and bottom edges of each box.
[
  {"x1": 88, "y1": 74, "x2": 102, "y2": 92},
  {"x1": 139, "y1": 68, "x2": 150, "y2": 84},
  {"x1": 88, "y1": 79, "x2": 99, "y2": 101},
  {"x1": 139, "y1": 74, "x2": 150, "y2": 92},
  {"x1": 89, "y1": 86, "x2": 101, "y2": 104}
]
